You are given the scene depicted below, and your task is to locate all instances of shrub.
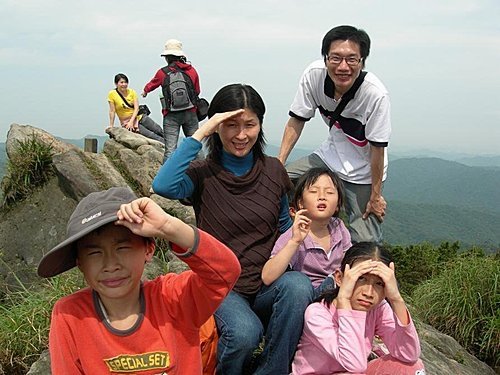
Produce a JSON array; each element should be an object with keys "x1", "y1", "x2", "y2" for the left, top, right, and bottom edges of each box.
[
  {"x1": 388, "y1": 241, "x2": 460, "y2": 294},
  {"x1": 1, "y1": 135, "x2": 54, "y2": 207},
  {"x1": 0, "y1": 269, "x2": 84, "y2": 373},
  {"x1": 411, "y1": 254, "x2": 499, "y2": 367}
]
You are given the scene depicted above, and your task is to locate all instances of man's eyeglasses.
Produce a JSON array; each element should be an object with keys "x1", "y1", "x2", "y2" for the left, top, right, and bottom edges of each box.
[{"x1": 327, "y1": 55, "x2": 363, "y2": 66}]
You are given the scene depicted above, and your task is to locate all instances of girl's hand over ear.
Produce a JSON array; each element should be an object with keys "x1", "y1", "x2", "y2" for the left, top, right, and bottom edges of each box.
[{"x1": 370, "y1": 261, "x2": 410, "y2": 324}]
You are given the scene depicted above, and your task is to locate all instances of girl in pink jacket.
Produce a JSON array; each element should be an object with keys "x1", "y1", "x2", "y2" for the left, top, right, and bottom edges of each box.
[{"x1": 291, "y1": 242, "x2": 426, "y2": 374}]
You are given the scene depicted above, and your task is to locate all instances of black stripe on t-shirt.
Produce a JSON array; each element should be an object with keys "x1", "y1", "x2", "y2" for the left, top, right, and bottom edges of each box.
[{"x1": 289, "y1": 111, "x2": 311, "y2": 122}]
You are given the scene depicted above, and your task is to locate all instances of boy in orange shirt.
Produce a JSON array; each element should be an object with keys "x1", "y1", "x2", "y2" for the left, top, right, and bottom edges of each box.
[{"x1": 38, "y1": 187, "x2": 240, "y2": 374}]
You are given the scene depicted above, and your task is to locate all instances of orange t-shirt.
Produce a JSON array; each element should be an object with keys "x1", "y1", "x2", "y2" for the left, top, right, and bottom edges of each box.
[{"x1": 49, "y1": 230, "x2": 239, "y2": 374}]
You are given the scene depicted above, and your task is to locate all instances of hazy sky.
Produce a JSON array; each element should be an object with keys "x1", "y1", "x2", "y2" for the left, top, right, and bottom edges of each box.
[{"x1": 1, "y1": 0, "x2": 499, "y2": 154}]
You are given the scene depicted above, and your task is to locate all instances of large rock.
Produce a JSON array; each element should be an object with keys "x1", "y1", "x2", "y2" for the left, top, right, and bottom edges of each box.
[
  {"x1": 103, "y1": 128, "x2": 164, "y2": 197},
  {"x1": 418, "y1": 323, "x2": 496, "y2": 374},
  {"x1": 106, "y1": 126, "x2": 164, "y2": 152},
  {"x1": 0, "y1": 176, "x2": 77, "y2": 289},
  {"x1": 0, "y1": 123, "x2": 193, "y2": 292},
  {"x1": 6, "y1": 124, "x2": 79, "y2": 159},
  {"x1": 52, "y1": 148, "x2": 129, "y2": 201},
  {"x1": 26, "y1": 350, "x2": 50, "y2": 375}
]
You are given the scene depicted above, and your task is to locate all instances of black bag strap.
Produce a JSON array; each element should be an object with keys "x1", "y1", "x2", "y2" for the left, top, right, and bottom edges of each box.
[
  {"x1": 115, "y1": 88, "x2": 134, "y2": 109},
  {"x1": 328, "y1": 71, "x2": 367, "y2": 129}
]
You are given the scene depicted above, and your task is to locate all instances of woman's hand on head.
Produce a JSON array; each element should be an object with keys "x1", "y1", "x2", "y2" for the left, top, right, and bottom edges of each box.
[
  {"x1": 291, "y1": 209, "x2": 311, "y2": 244},
  {"x1": 192, "y1": 109, "x2": 245, "y2": 142}
]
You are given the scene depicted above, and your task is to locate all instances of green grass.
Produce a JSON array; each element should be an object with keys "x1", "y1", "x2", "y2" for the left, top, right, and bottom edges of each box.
[
  {"x1": 411, "y1": 254, "x2": 499, "y2": 367},
  {"x1": 1, "y1": 135, "x2": 54, "y2": 208},
  {"x1": 387, "y1": 241, "x2": 463, "y2": 294},
  {"x1": 0, "y1": 268, "x2": 84, "y2": 374}
]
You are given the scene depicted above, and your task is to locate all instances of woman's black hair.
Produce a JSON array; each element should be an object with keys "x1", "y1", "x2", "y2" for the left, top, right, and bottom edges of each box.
[
  {"x1": 205, "y1": 83, "x2": 266, "y2": 163},
  {"x1": 292, "y1": 167, "x2": 345, "y2": 217},
  {"x1": 165, "y1": 55, "x2": 187, "y2": 65},
  {"x1": 114, "y1": 73, "x2": 129, "y2": 84},
  {"x1": 318, "y1": 242, "x2": 393, "y2": 308}
]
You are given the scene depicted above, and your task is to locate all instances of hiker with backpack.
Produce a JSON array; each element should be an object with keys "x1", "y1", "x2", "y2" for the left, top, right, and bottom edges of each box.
[
  {"x1": 142, "y1": 39, "x2": 201, "y2": 162},
  {"x1": 278, "y1": 25, "x2": 391, "y2": 244}
]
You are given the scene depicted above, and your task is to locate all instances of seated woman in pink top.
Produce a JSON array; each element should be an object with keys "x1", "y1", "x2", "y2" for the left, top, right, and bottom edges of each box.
[{"x1": 291, "y1": 242, "x2": 426, "y2": 375}]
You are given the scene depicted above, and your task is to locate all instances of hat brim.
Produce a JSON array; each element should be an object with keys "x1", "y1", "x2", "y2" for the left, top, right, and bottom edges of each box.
[
  {"x1": 160, "y1": 50, "x2": 185, "y2": 57},
  {"x1": 37, "y1": 212, "x2": 118, "y2": 278}
]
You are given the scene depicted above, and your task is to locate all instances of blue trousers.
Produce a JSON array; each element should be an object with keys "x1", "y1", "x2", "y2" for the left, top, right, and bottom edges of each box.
[
  {"x1": 162, "y1": 110, "x2": 199, "y2": 162},
  {"x1": 214, "y1": 271, "x2": 314, "y2": 375},
  {"x1": 313, "y1": 274, "x2": 336, "y2": 300}
]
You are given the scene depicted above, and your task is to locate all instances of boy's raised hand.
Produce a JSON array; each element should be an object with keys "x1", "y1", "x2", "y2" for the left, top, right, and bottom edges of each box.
[
  {"x1": 116, "y1": 197, "x2": 171, "y2": 239},
  {"x1": 117, "y1": 197, "x2": 195, "y2": 250},
  {"x1": 291, "y1": 209, "x2": 311, "y2": 244}
]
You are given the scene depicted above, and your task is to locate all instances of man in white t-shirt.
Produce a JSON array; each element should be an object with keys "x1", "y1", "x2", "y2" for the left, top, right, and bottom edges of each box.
[{"x1": 278, "y1": 25, "x2": 391, "y2": 243}]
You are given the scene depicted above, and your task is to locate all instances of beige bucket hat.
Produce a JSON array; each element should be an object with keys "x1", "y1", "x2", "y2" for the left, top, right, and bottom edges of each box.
[{"x1": 161, "y1": 39, "x2": 185, "y2": 57}]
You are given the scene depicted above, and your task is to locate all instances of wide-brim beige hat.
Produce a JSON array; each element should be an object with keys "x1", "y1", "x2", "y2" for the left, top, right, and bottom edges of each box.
[{"x1": 161, "y1": 39, "x2": 185, "y2": 57}]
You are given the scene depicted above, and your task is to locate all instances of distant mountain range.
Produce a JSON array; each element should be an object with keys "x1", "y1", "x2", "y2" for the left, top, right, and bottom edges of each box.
[
  {"x1": 1, "y1": 138, "x2": 499, "y2": 250},
  {"x1": 383, "y1": 158, "x2": 499, "y2": 250},
  {"x1": 384, "y1": 157, "x2": 500, "y2": 215},
  {"x1": 383, "y1": 200, "x2": 500, "y2": 249}
]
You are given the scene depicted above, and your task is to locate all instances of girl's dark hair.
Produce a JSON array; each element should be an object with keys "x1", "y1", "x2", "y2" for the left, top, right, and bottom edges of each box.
[
  {"x1": 165, "y1": 55, "x2": 187, "y2": 64},
  {"x1": 292, "y1": 167, "x2": 345, "y2": 217},
  {"x1": 114, "y1": 73, "x2": 129, "y2": 84},
  {"x1": 205, "y1": 83, "x2": 266, "y2": 163},
  {"x1": 318, "y1": 242, "x2": 393, "y2": 307}
]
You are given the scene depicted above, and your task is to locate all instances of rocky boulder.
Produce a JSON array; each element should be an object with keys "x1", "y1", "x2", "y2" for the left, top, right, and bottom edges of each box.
[
  {"x1": 418, "y1": 322, "x2": 496, "y2": 374},
  {"x1": 5, "y1": 124, "x2": 79, "y2": 159}
]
